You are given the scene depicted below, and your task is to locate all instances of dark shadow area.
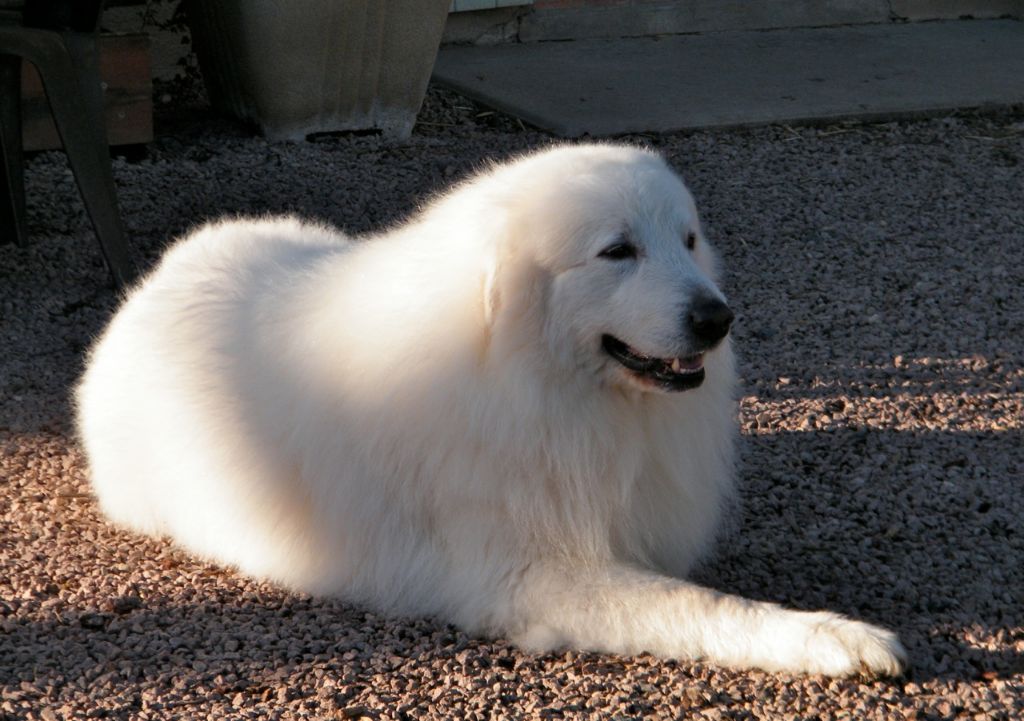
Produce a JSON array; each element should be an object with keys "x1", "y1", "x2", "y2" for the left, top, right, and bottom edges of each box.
[{"x1": 692, "y1": 425, "x2": 1023, "y2": 684}]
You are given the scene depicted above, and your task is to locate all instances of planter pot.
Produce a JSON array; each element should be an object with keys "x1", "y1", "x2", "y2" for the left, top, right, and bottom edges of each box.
[{"x1": 185, "y1": 0, "x2": 450, "y2": 141}]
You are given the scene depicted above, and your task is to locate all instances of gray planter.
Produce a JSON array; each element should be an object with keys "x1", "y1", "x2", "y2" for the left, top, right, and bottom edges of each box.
[{"x1": 185, "y1": 0, "x2": 451, "y2": 141}]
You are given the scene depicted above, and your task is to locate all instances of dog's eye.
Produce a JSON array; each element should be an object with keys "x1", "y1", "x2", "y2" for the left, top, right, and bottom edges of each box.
[
  {"x1": 685, "y1": 232, "x2": 697, "y2": 251},
  {"x1": 598, "y1": 242, "x2": 638, "y2": 261}
]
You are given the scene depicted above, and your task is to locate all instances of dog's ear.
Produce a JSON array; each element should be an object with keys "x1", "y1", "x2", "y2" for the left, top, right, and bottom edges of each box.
[
  {"x1": 481, "y1": 241, "x2": 551, "y2": 349},
  {"x1": 483, "y1": 255, "x2": 500, "y2": 328},
  {"x1": 478, "y1": 196, "x2": 553, "y2": 361}
]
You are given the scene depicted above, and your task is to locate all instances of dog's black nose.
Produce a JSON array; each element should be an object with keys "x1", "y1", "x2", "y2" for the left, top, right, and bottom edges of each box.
[{"x1": 689, "y1": 297, "x2": 734, "y2": 344}]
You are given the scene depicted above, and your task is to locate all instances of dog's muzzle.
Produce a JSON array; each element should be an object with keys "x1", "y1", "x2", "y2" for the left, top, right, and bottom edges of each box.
[{"x1": 603, "y1": 297, "x2": 733, "y2": 393}]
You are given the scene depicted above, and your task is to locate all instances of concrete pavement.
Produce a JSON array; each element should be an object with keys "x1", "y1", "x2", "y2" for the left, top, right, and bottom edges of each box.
[{"x1": 434, "y1": 19, "x2": 1024, "y2": 136}]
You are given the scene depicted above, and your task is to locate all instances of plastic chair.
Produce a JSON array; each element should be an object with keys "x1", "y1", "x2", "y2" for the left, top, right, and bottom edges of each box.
[{"x1": 0, "y1": 0, "x2": 136, "y2": 288}]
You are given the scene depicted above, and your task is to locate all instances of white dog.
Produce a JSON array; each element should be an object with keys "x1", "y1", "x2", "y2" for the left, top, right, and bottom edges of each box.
[{"x1": 76, "y1": 144, "x2": 905, "y2": 676}]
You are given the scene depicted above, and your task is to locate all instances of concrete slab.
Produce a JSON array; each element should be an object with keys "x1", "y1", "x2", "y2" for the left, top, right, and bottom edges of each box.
[{"x1": 433, "y1": 19, "x2": 1024, "y2": 136}]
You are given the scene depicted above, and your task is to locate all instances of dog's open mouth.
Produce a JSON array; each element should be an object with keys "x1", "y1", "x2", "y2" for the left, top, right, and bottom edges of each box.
[{"x1": 602, "y1": 334, "x2": 705, "y2": 392}]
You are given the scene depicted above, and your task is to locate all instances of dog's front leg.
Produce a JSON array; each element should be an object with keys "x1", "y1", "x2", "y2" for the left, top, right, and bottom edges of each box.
[{"x1": 511, "y1": 563, "x2": 905, "y2": 677}]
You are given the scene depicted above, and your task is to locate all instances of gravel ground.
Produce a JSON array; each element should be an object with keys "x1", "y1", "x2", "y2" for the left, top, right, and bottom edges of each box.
[{"x1": 1, "y1": 88, "x2": 1023, "y2": 720}]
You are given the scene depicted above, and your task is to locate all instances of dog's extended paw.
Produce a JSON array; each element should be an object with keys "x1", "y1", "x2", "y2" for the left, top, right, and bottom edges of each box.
[{"x1": 800, "y1": 613, "x2": 907, "y2": 677}]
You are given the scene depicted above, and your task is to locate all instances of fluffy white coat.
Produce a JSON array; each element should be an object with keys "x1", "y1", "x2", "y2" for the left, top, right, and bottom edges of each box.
[{"x1": 76, "y1": 144, "x2": 905, "y2": 676}]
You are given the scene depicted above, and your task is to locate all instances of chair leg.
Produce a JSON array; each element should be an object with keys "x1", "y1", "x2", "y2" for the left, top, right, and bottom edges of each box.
[
  {"x1": 0, "y1": 53, "x2": 26, "y2": 247},
  {"x1": 35, "y1": 32, "x2": 136, "y2": 288}
]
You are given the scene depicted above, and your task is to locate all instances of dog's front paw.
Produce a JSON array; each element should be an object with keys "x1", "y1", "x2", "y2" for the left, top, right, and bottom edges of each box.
[{"x1": 800, "y1": 613, "x2": 907, "y2": 677}]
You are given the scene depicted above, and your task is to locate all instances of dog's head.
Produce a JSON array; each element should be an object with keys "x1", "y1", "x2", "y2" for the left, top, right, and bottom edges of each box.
[{"x1": 484, "y1": 144, "x2": 732, "y2": 395}]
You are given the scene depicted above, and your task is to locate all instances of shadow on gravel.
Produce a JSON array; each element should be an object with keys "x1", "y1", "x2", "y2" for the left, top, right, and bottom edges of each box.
[
  {"x1": 0, "y1": 599, "x2": 477, "y2": 714},
  {"x1": 693, "y1": 425, "x2": 1023, "y2": 682}
]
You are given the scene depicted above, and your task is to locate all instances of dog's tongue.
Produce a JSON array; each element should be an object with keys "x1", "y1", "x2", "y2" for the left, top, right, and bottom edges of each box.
[{"x1": 673, "y1": 355, "x2": 704, "y2": 372}]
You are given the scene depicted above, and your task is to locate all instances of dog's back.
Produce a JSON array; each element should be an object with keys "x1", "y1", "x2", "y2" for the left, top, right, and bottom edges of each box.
[{"x1": 76, "y1": 217, "x2": 351, "y2": 585}]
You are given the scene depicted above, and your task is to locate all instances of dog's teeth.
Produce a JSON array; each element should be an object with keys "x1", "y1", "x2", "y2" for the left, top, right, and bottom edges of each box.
[{"x1": 670, "y1": 358, "x2": 681, "y2": 372}]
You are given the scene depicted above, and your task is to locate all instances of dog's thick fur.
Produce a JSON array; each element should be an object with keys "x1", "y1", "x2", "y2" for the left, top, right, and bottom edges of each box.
[{"x1": 76, "y1": 144, "x2": 905, "y2": 676}]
